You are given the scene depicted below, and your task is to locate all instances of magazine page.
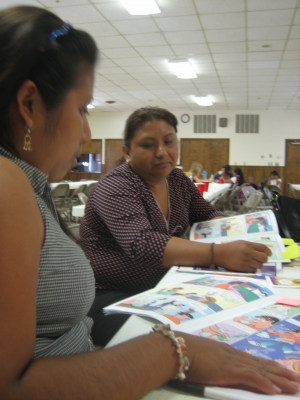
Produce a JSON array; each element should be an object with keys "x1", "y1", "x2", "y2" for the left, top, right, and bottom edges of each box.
[
  {"x1": 104, "y1": 275, "x2": 276, "y2": 333},
  {"x1": 189, "y1": 210, "x2": 279, "y2": 242},
  {"x1": 266, "y1": 276, "x2": 300, "y2": 288}
]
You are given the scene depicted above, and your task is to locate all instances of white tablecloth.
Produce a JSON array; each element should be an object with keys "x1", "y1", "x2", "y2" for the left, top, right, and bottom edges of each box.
[
  {"x1": 72, "y1": 205, "x2": 85, "y2": 218},
  {"x1": 50, "y1": 180, "x2": 97, "y2": 190},
  {"x1": 201, "y1": 182, "x2": 231, "y2": 202},
  {"x1": 291, "y1": 184, "x2": 300, "y2": 191}
]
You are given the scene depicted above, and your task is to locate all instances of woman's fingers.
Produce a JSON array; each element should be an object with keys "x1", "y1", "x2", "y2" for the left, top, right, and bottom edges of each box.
[
  {"x1": 219, "y1": 241, "x2": 272, "y2": 271},
  {"x1": 185, "y1": 336, "x2": 300, "y2": 395},
  {"x1": 232, "y1": 355, "x2": 300, "y2": 394}
]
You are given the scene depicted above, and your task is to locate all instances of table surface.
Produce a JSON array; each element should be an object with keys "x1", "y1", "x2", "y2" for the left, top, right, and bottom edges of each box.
[
  {"x1": 50, "y1": 180, "x2": 97, "y2": 190},
  {"x1": 291, "y1": 184, "x2": 300, "y2": 191},
  {"x1": 201, "y1": 182, "x2": 231, "y2": 202},
  {"x1": 106, "y1": 261, "x2": 300, "y2": 400}
]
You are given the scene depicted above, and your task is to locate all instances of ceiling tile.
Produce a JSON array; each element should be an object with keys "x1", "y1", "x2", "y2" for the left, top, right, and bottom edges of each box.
[
  {"x1": 200, "y1": 13, "x2": 245, "y2": 30},
  {"x1": 195, "y1": 0, "x2": 244, "y2": 14},
  {"x1": 75, "y1": 21, "x2": 119, "y2": 37},
  {"x1": 154, "y1": 16, "x2": 201, "y2": 31},
  {"x1": 248, "y1": 26, "x2": 290, "y2": 41},
  {"x1": 248, "y1": 9, "x2": 294, "y2": 27},
  {"x1": 95, "y1": 36, "x2": 131, "y2": 49},
  {"x1": 51, "y1": 5, "x2": 104, "y2": 24},
  {"x1": 247, "y1": 1, "x2": 298, "y2": 11},
  {"x1": 124, "y1": 33, "x2": 167, "y2": 47},
  {"x1": 164, "y1": 31, "x2": 205, "y2": 45},
  {"x1": 111, "y1": 19, "x2": 159, "y2": 35},
  {"x1": 7, "y1": 0, "x2": 298, "y2": 111},
  {"x1": 205, "y1": 29, "x2": 246, "y2": 43}
]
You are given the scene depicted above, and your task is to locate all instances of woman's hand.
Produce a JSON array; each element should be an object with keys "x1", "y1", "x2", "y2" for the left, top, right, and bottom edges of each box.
[
  {"x1": 214, "y1": 241, "x2": 271, "y2": 272},
  {"x1": 183, "y1": 334, "x2": 300, "y2": 395}
]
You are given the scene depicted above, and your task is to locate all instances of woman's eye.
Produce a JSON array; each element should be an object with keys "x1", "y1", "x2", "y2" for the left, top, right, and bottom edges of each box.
[
  {"x1": 142, "y1": 144, "x2": 153, "y2": 149},
  {"x1": 165, "y1": 140, "x2": 173, "y2": 145}
]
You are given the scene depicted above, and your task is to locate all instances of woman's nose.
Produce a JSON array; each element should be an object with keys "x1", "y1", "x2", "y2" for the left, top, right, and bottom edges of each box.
[
  {"x1": 82, "y1": 118, "x2": 92, "y2": 143},
  {"x1": 156, "y1": 144, "x2": 167, "y2": 156}
]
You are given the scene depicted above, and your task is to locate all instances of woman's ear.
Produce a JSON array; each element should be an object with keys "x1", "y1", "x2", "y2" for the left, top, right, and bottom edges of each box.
[
  {"x1": 15, "y1": 80, "x2": 39, "y2": 128},
  {"x1": 122, "y1": 145, "x2": 130, "y2": 163}
]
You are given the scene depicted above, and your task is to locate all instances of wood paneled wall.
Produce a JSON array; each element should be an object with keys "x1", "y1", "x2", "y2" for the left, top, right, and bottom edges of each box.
[{"x1": 181, "y1": 138, "x2": 229, "y2": 177}]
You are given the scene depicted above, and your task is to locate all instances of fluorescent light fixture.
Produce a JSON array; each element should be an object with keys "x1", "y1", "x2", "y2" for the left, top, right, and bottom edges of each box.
[
  {"x1": 87, "y1": 104, "x2": 95, "y2": 109},
  {"x1": 168, "y1": 60, "x2": 197, "y2": 79},
  {"x1": 195, "y1": 96, "x2": 213, "y2": 106},
  {"x1": 121, "y1": 0, "x2": 160, "y2": 15}
]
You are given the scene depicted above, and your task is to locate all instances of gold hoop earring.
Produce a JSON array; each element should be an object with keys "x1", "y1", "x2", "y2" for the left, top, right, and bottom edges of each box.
[{"x1": 23, "y1": 123, "x2": 32, "y2": 152}]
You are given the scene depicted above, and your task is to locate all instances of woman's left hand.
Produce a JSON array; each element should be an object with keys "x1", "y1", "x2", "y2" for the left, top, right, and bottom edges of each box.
[{"x1": 183, "y1": 334, "x2": 300, "y2": 395}]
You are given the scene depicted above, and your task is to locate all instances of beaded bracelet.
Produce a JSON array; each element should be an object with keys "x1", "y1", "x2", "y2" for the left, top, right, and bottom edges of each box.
[{"x1": 152, "y1": 324, "x2": 190, "y2": 381}]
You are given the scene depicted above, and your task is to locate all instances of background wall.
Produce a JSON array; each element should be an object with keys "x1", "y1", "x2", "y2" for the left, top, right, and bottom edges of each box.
[{"x1": 87, "y1": 109, "x2": 300, "y2": 166}]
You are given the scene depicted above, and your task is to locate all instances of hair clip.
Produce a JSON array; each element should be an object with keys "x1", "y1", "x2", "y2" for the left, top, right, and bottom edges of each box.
[{"x1": 42, "y1": 22, "x2": 73, "y2": 51}]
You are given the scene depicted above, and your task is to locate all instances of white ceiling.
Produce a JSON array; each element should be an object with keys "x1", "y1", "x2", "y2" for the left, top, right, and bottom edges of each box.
[{"x1": 2, "y1": 0, "x2": 300, "y2": 111}]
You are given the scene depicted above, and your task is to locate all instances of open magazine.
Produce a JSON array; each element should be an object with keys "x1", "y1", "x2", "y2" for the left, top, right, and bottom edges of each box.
[
  {"x1": 190, "y1": 210, "x2": 286, "y2": 262},
  {"x1": 105, "y1": 274, "x2": 300, "y2": 373}
]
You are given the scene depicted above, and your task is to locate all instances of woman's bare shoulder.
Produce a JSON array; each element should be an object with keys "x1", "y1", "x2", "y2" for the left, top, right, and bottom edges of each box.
[
  {"x1": 0, "y1": 155, "x2": 33, "y2": 189},
  {"x1": 0, "y1": 155, "x2": 40, "y2": 210}
]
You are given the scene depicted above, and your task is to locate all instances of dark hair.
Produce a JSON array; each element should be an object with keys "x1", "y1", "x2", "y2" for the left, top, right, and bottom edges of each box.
[
  {"x1": 234, "y1": 167, "x2": 245, "y2": 185},
  {"x1": 0, "y1": 6, "x2": 98, "y2": 153},
  {"x1": 270, "y1": 170, "x2": 280, "y2": 177},
  {"x1": 123, "y1": 107, "x2": 178, "y2": 150},
  {"x1": 222, "y1": 164, "x2": 231, "y2": 174}
]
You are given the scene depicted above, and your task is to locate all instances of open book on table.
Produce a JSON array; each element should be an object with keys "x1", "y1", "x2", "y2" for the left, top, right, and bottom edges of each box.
[
  {"x1": 189, "y1": 210, "x2": 286, "y2": 262},
  {"x1": 104, "y1": 274, "x2": 300, "y2": 370}
]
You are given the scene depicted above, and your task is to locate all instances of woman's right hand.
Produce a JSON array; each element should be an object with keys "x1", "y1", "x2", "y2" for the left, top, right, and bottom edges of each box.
[
  {"x1": 214, "y1": 241, "x2": 271, "y2": 272},
  {"x1": 183, "y1": 334, "x2": 300, "y2": 395}
]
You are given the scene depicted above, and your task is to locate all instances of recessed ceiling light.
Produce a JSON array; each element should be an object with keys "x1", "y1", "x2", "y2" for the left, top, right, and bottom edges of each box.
[
  {"x1": 120, "y1": 0, "x2": 160, "y2": 15},
  {"x1": 105, "y1": 100, "x2": 116, "y2": 104},
  {"x1": 87, "y1": 104, "x2": 95, "y2": 109},
  {"x1": 168, "y1": 60, "x2": 197, "y2": 79},
  {"x1": 194, "y1": 96, "x2": 213, "y2": 106}
]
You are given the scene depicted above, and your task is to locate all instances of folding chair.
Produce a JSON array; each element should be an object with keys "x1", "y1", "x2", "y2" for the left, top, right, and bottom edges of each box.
[
  {"x1": 51, "y1": 183, "x2": 70, "y2": 220},
  {"x1": 288, "y1": 183, "x2": 298, "y2": 199},
  {"x1": 83, "y1": 182, "x2": 97, "y2": 197}
]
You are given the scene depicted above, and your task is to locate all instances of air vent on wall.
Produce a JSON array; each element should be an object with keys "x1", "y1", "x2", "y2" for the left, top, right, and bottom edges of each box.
[
  {"x1": 194, "y1": 115, "x2": 216, "y2": 133},
  {"x1": 236, "y1": 115, "x2": 259, "y2": 133}
]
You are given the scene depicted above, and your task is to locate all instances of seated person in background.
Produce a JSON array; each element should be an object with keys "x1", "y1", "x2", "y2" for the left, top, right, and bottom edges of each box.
[
  {"x1": 248, "y1": 176, "x2": 258, "y2": 190},
  {"x1": 80, "y1": 107, "x2": 272, "y2": 346},
  {"x1": 213, "y1": 163, "x2": 233, "y2": 181},
  {"x1": 1, "y1": 7, "x2": 299, "y2": 399},
  {"x1": 233, "y1": 167, "x2": 245, "y2": 187},
  {"x1": 259, "y1": 170, "x2": 282, "y2": 190},
  {"x1": 189, "y1": 161, "x2": 203, "y2": 183},
  {"x1": 220, "y1": 164, "x2": 235, "y2": 183}
]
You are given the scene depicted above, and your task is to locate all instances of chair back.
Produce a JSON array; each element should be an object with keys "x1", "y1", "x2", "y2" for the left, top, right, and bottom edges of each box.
[
  {"x1": 51, "y1": 183, "x2": 70, "y2": 198},
  {"x1": 241, "y1": 185, "x2": 256, "y2": 198},
  {"x1": 268, "y1": 184, "x2": 282, "y2": 196},
  {"x1": 70, "y1": 184, "x2": 87, "y2": 198},
  {"x1": 77, "y1": 193, "x2": 88, "y2": 205},
  {"x1": 84, "y1": 182, "x2": 97, "y2": 197},
  {"x1": 288, "y1": 183, "x2": 298, "y2": 199},
  {"x1": 238, "y1": 191, "x2": 263, "y2": 214}
]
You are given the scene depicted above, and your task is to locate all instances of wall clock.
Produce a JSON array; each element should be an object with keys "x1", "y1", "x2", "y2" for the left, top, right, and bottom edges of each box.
[{"x1": 180, "y1": 114, "x2": 190, "y2": 123}]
